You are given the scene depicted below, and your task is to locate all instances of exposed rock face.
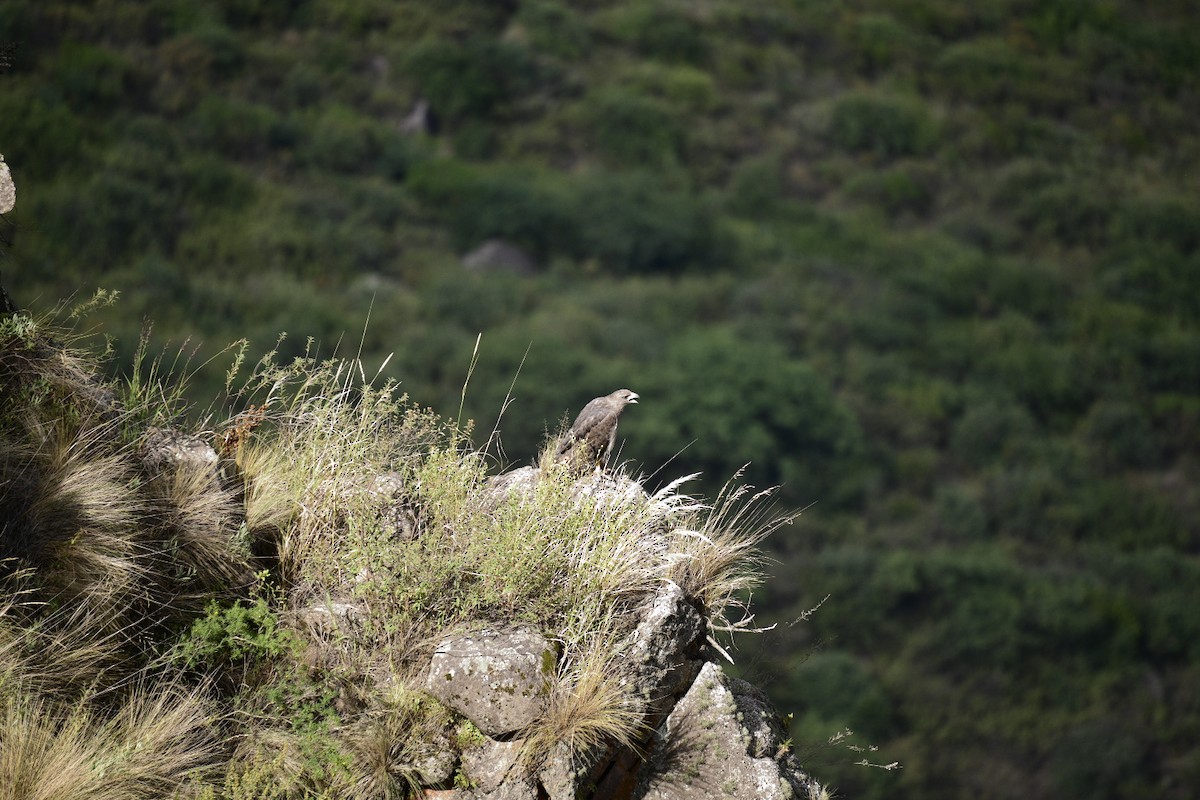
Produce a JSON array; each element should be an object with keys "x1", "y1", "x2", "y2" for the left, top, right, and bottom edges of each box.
[
  {"x1": 416, "y1": 579, "x2": 824, "y2": 800},
  {"x1": 634, "y1": 662, "x2": 823, "y2": 800},
  {"x1": 425, "y1": 629, "x2": 557, "y2": 737},
  {"x1": 0, "y1": 153, "x2": 14, "y2": 214}
]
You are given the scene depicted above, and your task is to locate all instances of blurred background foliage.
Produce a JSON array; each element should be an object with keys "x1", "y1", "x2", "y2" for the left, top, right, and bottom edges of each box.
[{"x1": 2, "y1": 0, "x2": 1199, "y2": 797}]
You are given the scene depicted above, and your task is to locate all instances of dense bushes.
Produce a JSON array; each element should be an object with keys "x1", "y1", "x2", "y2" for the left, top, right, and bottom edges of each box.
[{"x1": 407, "y1": 160, "x2": 727, "y2": 271}]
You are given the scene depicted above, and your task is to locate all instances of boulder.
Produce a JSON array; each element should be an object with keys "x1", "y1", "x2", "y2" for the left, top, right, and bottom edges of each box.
[
  {"x1": 141, "y1": 426, "x2": 220, "y2": 474},
  {"x1": 461, "y1": 240, "x2": 535, "y2": 275},
  {"x1": 633, "y1": 662, "x2": 825, "y2": 800},
  {"x1": 426, "y1": 629, "x2": 557, "y2": 737},
  {"x1": 460, "y1": 738, "x2": 523, "y2": 793},
  {"x1": 587, "y1": 581, "x2": 707, "y2": 799},
  {"x1": 625, "y1": 580, "x2": 706, "y2": 704}
]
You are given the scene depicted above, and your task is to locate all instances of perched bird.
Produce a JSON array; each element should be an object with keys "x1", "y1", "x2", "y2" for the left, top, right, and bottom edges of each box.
[{"x1": 555, "y1": 389, "x2": 639, "y2": 470}]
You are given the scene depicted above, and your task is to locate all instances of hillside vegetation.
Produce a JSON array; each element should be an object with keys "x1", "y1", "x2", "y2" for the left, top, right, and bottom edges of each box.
[{"x1": 2, "y1": 1, "x2": 1199, "y2": 798}]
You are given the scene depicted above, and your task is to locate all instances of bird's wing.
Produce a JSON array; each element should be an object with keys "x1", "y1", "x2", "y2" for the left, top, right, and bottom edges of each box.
[
  {"x1": 568, "y1": 398, "x2": 611, "y2": 438},
  {"x1": 556, "y1": 398, "x2": 611, "y2": 456}
]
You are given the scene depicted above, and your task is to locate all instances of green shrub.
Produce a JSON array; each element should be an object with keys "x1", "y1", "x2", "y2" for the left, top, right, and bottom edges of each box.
[
  {"x1": 516, "y1": 1, "x2": 591, "y2": 60},
  {"x1": 838, "y1": 12, "x2": 924, "y2": 74},
  {"x1": 189, "y1": 95, "x2": 278, "y2": 159},
  {"x1": 843, "y1": 162, "x2": 938, "y2": 218},
  {"x1": 404, "y1": 35, "x2": 539, "y2": 122},
  {"x1": 829, "y1": 91, "x2": 938, "y2": 159},
  {"x1": 580, "y1": 86, "x2": 684, "y2": 166},
  {"x1": 178, "y1": 597, "x2": 299, "y2": 674},
  {"x1": 601, "y1": 3, "x2": 709, "y2": 66},
  {"x1": 726, "y1": 155, "x2": 782, "y2": 217},
  {"x1": 569, "y1": 170, "x2": 728, "y2": 272},
  {"x1": 407, "y1": 159, "x2": 571, "y2": 258},
  {"x1": 620, "y1": 62, "x2": 717, "y2": 113},
  {"x1": 630, "y1": 326, "x2": 867, "y2": 507},
  {"x1": 0, "y1": 87, "x2": 93, "y2": 179},
  {"x1": 49, "y1": 43, "x2": 138, "y2": 113},
  {"x1": 932, "y1": 38, "x2": 1038, "y2": 104},
  {"x1": 784, "y1": 651, "x2": 896, "y2": 739},
  {"x1": 296, "y1": 105, "x2": 415, "y2": 176}
]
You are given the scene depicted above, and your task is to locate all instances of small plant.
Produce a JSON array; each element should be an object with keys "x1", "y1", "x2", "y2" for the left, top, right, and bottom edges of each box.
[{"x1": 177, "y1": 595, "x2": 299, "y2": 676}]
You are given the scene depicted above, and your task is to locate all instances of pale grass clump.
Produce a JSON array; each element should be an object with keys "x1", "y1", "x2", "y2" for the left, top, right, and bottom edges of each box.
[
  {"x1": 0, "y1": 597, "x2": 133, "y2": 705},
  {"x1": 342, "y1": 684, "x2": 454, "y2": 800},
  {"x1": 0, "y1": 680, "x2": 220, "y2": 800},
  {"x1": 229, "y1": 347, "x2": 447, "y2": 588},
  {"x1": 20, "y1": 443, "x2": 149, "y2": 626},
  {"x1": 146, "y1": 455, "x2": 248, "y2": 596},
  {"x1": 523, "y1": 629, "x2": 646, "y2": 768},
  {"x1": 665, "y1": 474, "x2": 796, "y2": 643}
]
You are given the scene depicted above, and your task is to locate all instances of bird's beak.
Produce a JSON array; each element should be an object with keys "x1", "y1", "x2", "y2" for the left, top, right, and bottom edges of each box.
[{"x1": 629, "y1": 393, "x2": 639, "y2": 403}]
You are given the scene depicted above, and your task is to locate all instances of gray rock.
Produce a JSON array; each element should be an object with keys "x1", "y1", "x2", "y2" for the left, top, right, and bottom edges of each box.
[
  {"x1": 571, "y1": 471, "x2": 650, "y2": 508},
  {"x1": 587, "y1": 582, "x2": 706, "y2": 799},
  {"x1": 400, "y1": 98, "x2": 435, "y2": 136},
  {"x1": 460, "y1": 738, "x2": 523, "y2": 792},
  {"x1": 625, "y1": 580, "x2": 706, "y2": 707},
  {"x1": 0, "y1": 153, "x2": 14, "y2": 214},
  {"x1": 415, "y1": 744, "x2": 458, "y2": 786},
  {"x1": 462, "y1": 239, "x2": 536, "y2": 275},
  {"x1": 366, "y1": 471, "x2": 422, "y2": 540},
  {"x1": 297, "y1": 600, "x2": 362, "y2": 631},
  {"x1": 634, "y1": 662, "x2": 825, "y2": 800},
  {"x1": 426, "y1": 629, "x2": 557, "y2": 737},
  {"x1": 141, "y1": 426, "x2": 220, "y2": 474},
  {"x1": 485, "y1": 466, "x2": 539, "y2": 499},
  {"x1": 540, "y1": 740, "x2": 609, "y2": 800},
  {"x1": 470, "y1": 778, "x2": 540, "y2": 800}
]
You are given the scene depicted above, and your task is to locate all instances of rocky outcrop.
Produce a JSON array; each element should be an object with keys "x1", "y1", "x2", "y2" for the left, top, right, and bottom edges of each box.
[
  {"x1": 634, "y1": 662, "x2": 823, "y2": 800},
  {"x1": 415, "y1": 580, "x2": 822, "y2": 800}
]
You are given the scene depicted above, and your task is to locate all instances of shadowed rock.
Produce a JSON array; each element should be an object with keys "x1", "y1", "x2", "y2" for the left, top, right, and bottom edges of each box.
[
  {"x1": 633, "y1": 662, "x2": 824, "y2": 800},
  {"x1": 0, "y1": 153, "x2": 14, "y2": 214}
]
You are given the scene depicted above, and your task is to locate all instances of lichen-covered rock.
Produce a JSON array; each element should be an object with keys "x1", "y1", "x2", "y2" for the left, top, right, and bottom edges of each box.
[
  {"x1": 625, "y1": 580, "x2": 706, "y2": 708},
  {"x1": 425, "y1": 777, "x2": 539, "y2": 800},
  {"x1": 460, "y1": 738, "x2": 523, "y2": 792},
  {"x1": 141, "y1": 426, "x2": 220, "y2": 474},
  {"x1": 425, "y1": 629, "x2": 557, "y2": 737},
  {"x1": 365, "y1": 471, "x2": 422, "y2": 540},
  {"x1": 414, "y1": 744, "x2": 458, "y2": 786},
  {"x1": 634, "y1": 662, "x2": 825, "y2": 800}
]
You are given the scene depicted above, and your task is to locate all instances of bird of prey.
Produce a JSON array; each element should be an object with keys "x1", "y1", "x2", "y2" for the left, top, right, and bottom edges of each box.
[{"x1": 555, "y1": 389, "x2": 639, "y2": 470}]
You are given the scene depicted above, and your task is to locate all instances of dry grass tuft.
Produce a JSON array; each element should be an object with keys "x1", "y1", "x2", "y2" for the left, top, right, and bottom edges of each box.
[
  {"x1": 524, "y1": 632, "x2": 646, "y2": 767},
  {"x1": 666, "y1": 474, "x2": 797, "y2": 638},
  {"x1": 343, "y1": 685, "x2": 453, "y2": 800},
  {"x1": 0, "y1": 680, "x2": 220, "y2": 800}
]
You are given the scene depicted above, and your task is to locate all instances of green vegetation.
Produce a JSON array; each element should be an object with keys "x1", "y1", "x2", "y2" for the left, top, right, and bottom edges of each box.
[{"x1": 2, "y1": 0, "x2": 1198, "y2": 797}]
